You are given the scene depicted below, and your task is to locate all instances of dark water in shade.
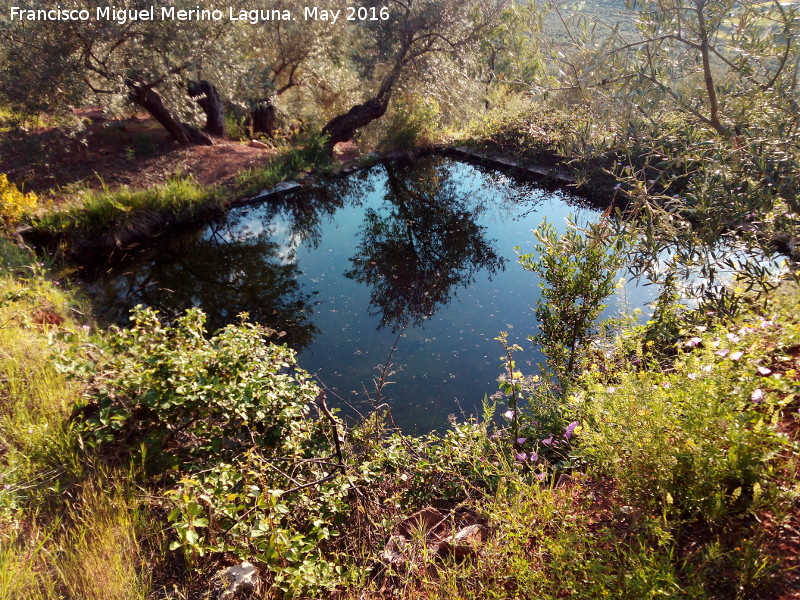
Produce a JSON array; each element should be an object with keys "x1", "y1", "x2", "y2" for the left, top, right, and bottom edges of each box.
[{"x1": 77, "y1": 156, "x2": 658, "y2": 432}]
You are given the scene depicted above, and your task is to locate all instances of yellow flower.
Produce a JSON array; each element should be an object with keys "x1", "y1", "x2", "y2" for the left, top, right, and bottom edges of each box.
[{"x1": 0, "y1": 173, "x2": 37, "y2": 228}]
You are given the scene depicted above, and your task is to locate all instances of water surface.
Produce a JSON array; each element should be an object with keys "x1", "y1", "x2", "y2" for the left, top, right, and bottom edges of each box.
[{"x1": 79, "y1": 157, "x2": 656, "y2": 431}]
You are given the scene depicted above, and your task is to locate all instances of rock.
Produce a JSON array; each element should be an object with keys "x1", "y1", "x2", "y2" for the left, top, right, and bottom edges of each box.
[
  {"x1": 436, "y1": 524, "x2": 489, "y2": 560},
  {"x1": 396, "y1": 507, "x2": 448, "y2": 538},
  {"x1": 218, "y1": 562, "x2": 259, "y2": 599},
  {"x1": 381, "y1": 534, "x2": 412, "y2": 567},
  {"x1": 249, "y1": 139, "x2": 269, "y2": 149}
]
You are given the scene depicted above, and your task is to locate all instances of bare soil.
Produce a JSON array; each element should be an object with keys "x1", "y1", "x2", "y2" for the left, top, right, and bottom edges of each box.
[{"x1": 0, "y1": 111, "x2": 281, "y2": 197}]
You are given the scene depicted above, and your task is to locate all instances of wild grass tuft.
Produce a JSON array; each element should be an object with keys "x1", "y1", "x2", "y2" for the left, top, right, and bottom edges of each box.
[{"x1": 31, "y1": 174, "x2": 219, "y2": 236}]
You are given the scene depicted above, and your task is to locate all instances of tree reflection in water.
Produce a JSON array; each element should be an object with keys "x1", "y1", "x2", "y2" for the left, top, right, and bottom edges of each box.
[
  {"x1": 78, "y1": 194, "x2": 346, "y2": 350},
  {"x1": 345, "y1": 159, "x2": 506, "y2": 331}
]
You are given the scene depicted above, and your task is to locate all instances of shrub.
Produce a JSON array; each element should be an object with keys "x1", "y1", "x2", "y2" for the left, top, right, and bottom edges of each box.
[
  {"x1": 577, "y1": 326, "x2": 787, "y2": 522},
  {"x1": 381, "y1": 95, "x2": 440, "y2": 150},
  {"x1": 0, "y1": 173, "x2": 37, "y2": 229},
  {"x1": 70, "y1": 307, "x2": 351, "y2": 595},
  {"x1": 518, "y1": 215, "x2": 629, "y2": 389}
]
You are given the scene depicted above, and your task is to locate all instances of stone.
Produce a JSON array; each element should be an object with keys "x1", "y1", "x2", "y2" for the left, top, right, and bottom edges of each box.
[
  {"x1": 381, "y1": 534, "x2": 413, "y2": 567},
  {"x1": 435, "y1": 524, "x2": 489, "y2": 560},
  {"x1": 218, "y1": 562, "x2": 259, "y2": 599},
  {"x1": 396, "y1": 507, "x2": 448, "y2": 538}
]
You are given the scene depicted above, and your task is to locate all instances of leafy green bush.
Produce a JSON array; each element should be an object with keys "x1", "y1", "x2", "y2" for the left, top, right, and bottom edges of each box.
[
  {"x1": 519, "y1": 216, "x2": 629, "y2": 389},
  {"x1": 70, "y1": 307, "x2": 352, "y2": 595},
  {"x1": 381, "y1": 95, "x2": 440, "y2": 150},
  {"x1": 75, "y1": 307, "x2": 326, "y2": 472},
  {"x1": 577, "y1": 325, "x2": 788, "y2": 522}
]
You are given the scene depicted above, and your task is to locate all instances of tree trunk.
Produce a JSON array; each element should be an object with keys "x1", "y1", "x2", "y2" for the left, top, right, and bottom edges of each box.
[
  {"x1": 126, "y1": 81, "x2": 213, "y2": 146},
  {"x1": 322, "y1": 96, "x2": 390, "y2": 148},
  {"x1": 251, "y1": 100, "x2": 277, "y2": 139},
  {"x1": 188, "y1": 80, "x2": 226, "y2": 137}
]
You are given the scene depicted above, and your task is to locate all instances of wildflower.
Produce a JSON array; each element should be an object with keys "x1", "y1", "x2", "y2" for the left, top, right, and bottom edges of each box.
[
  {"x1": 532, "y1": 421, "x2": 539, "y2": 428},
  {"x1": 541, "y1": 434, "x2": 554, "y2": 447},
  {"x1": 514, "y1": 452, "x2": 528, "y2": 462},
  {"x1": 687, "y1": 373, "x2": 697, "y2": 380},
  {"x1": 730, "y1": 351, "x2": 744, "y2": 361},
  {"x1": 760, "y1": 320, "x2": 775, "y2": 329},
  {"x1": 535, "y1": 472, "x2": 547, "y2": 481},
  {"x1": 739, "y1": 327, "x2": 755, "y2": 335},
  {"x1": 564, "y1": 421, "x2": 579, "y2": 440},
  {"x1": 757, "y1": 366, "x2": 772, "y2": 376},
  {"x1": 697, "y1": 326, "x2": 707, "y2": 332},
  {"x1": 529, "y1": 452, "x2": 538, "y2": 462},
  {"x1": 661, "y1": 382, "x2": 670, "y2": 389},
  {"x1": 685, "y1": 337, "x2": 702, "y2": 348},
  {"x1": 503, "y1": 410, "x2": 516, "y2": 420},
  {"x1": 726, "y1": 333, "x2": 740, "y2": 343},
  {"x1": 751, "y1": 388, "x2": 764, "y2": 403},
  {"x1": 517, "y1": 437, "x2": 527, "y2": 445},
  {"x1": 715, "y1": 349, "x2": 729, "y2": 357},
  {"x1": 607, "y1": 387, "x2": 616, "y2": 394},
  {"x1": 702, "y1": 365, "x2": 713, "y2": 373}
]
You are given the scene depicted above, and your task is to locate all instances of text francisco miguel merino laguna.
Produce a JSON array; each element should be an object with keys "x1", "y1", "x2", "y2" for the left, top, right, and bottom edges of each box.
[{"x1": 7, "y1": 5, "x2": 374, "y2": 24}]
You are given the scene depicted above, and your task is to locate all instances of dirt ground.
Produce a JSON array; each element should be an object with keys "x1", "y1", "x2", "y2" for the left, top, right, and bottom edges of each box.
[{"x1": 0, "y1": 110, "x2": 356, "y2": 198}]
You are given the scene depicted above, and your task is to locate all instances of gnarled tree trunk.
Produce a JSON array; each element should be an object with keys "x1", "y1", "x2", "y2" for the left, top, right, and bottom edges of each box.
[
  {"x1": 126, "y1": 81, "x2": 213, "y2": 146},
  {"x1": 322, "y1": 96, "x2": 390, "y2": 148},
  {"x1": 188, "y1": 80, "x2": 226, "y2": 137}
]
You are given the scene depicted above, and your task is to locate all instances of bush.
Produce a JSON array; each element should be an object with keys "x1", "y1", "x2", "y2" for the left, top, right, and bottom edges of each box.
[
  {"x1": 0, "y1": 173, "x2": 37, "y2": 229},
  {"x1": 381, "y1": 95, "x2": 440, "y2": 150},
  {"x1": 70, "y1": 307, "x2": 352, "y2": 595},
  {"x1": 577, "y1": 324, "x2": 788, "y2": 522}
]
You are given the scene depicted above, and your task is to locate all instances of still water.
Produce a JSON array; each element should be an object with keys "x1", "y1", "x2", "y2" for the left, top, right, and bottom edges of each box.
[{"x1": 79, "y1": 156, "x2": 657, "y2": 432}]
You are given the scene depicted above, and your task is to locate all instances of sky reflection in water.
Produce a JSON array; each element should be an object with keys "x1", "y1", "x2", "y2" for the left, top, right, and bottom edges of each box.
[{"x1": 80, "y1": 157, "x2": 658, "y2": 432}]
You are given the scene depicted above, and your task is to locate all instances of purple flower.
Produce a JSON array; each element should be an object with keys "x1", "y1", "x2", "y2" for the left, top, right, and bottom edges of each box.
[
  {"x1": 516, "y1": 437, "x2": 527, "y2": 445},
  {"x1": 726, "y1": 333, "x2": 741, "y2": 343},
  {"x1": 532, "y1": 420, "x2": 539, "y2": 428},
  {"x1": 503, "y1": 410, "x2": 516, "y2": 420},
  {"x1": 529, "y1": 452, "x2": 538, "y2": 462},
  {"x1": 757, "y1": 366, "x2": 772, "y2": 376},
  {"x1": 535, "y1": 472, "x2": 547, "y2": 481},
  {"x1": 514, "y1": 452, "x2": 528, "y2": 462},
  {"x1": 563, "y1": 421, "x2": 579, "y2": 440},
  {"x1": 730, "y1": 351, "x2": 744, "y2": 361},
  {"x1": 751, "y1": 388, "x2": 764, "y2": 403},
  {"x1": 685, "y1": 337, "x2": 702, "y2": 348},
  {"x1": 541, "y1": 434, "x2": 554, "y2": 447},
  {"x1": 760, "y1": 320, "x2": 775, "y2": 329},
  {"x1": 715, "y1": 349, "x2": 729, "y2": 357}
]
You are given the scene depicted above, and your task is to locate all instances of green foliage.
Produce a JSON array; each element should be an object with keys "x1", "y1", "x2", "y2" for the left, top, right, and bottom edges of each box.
[
  {"x1": 463, "y1": 98, "x2": 575, "y2": 160},
  {"x1": 519, "y1": 216, "x2": 629, "y2": 388},
  {"x1": 69, "y1": 305, "x2": 352, "y2": 595},
  {"x1": 578, "y1": 319, "x2": 789, "y2": 523},
  {"x1": 234, "y1": 132, "x2": 332, "y2": 197},
  {"x1": 31, "y1": 175, "x2": 219, "y2": 236},
  {"x1": 381, "y1": 95, "x2": 440, "y2": 150},
  {"x1": 74, "y1": 306, "x2": 323, "y2": 473}
]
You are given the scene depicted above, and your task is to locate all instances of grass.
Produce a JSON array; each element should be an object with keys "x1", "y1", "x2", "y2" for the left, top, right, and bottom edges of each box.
[
  {"x1": 0, "y1": 238, "x2": 161, "y2": 600},
  {"x1": 31, "y1": 174, "x2": 220, "y2": 236},
  {"x1": 25, "y1": 133, "x2": 333, "y2": 253}
]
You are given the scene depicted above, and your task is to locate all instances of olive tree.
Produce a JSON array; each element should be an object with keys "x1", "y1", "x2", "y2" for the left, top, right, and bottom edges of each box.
[
  {"x1": 322, "y1": 0, "x2": 508, "y2": 147},
  {"x1": 0, "y1": 0, "x2": 248, "y2": 144}
]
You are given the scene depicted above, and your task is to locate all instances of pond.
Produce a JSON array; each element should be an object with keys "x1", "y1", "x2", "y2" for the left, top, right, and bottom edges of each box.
[{"x1": 77, "y1": 156, "x2": 657, "y2": 432}]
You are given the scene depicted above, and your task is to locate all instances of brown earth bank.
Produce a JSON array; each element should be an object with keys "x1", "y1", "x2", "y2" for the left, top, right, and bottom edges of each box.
[{"x1": 0, "y1": 111, "x2": 279, "y2": 196}]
